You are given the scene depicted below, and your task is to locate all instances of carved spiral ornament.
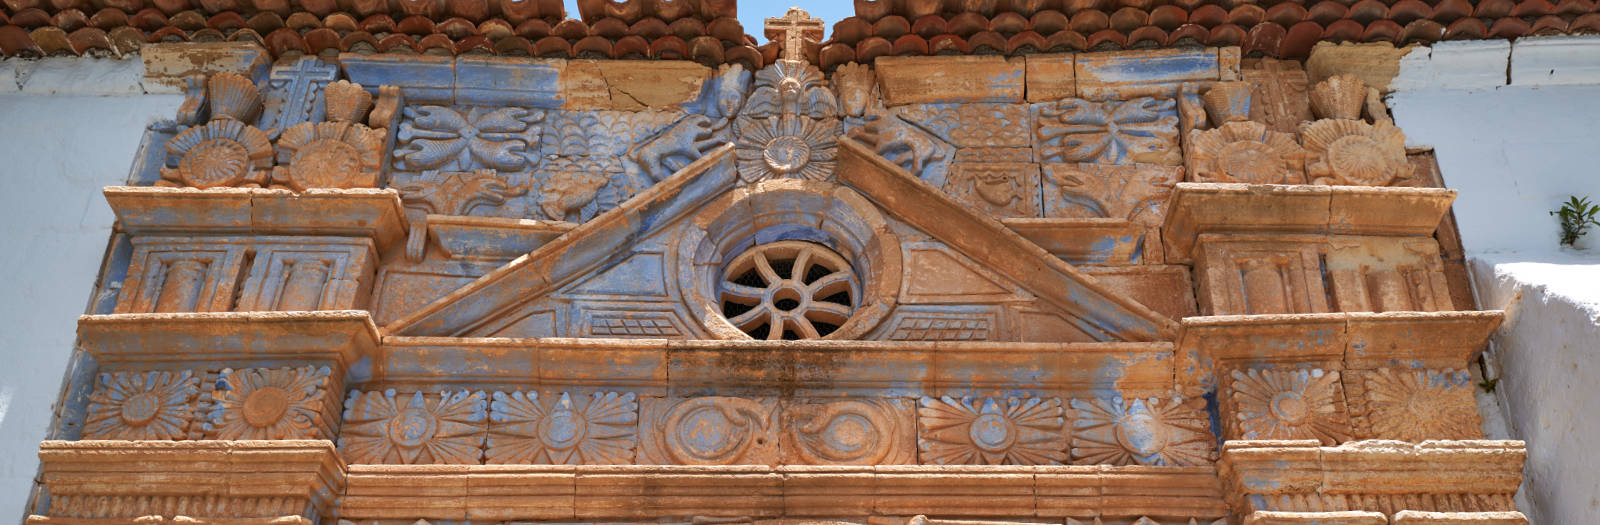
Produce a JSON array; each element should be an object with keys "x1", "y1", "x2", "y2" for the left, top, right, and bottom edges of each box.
[
  {"x1": 719, "y1": 241, "x2": 858, "y2": 340},
  {"x1": 661, "y1": 397, "x2": 771, "y2": 465}
]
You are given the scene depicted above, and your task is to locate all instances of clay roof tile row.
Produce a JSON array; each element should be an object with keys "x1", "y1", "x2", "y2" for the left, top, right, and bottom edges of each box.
[{"x1": 3, "y1": 0, "x2": 568, "y2": 23}]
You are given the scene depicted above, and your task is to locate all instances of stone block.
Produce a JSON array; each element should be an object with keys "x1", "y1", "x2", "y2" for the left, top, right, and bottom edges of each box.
[
  {"x1": 1391, "y1": 511, "x2": 1530, "y2": 524},
  {"x1": 595, "y1": 59, "x2": 711, "y2": 109},
  {"x1": 1003, "y1": 218, "x2": 1144, "y2": 265},
  {"x1": 872, "y1": 465, "x2": 1035, "y2": 517},
  {"x1": 780, "y1": 465, "x2": 877, "y2": 516},
  {"x1": 455, "y1": 55, "x2": 564, "y2": 107},
  {"x1": 339, "y1": 53, "x2": 454, "y2": 103},
  {"x1": 1509, "y1": 35, "x2": 1600, "y2": 87},
  {"x1": 1080, "y1": 265, "x2": 1197, "y2": 321},
  {"x1": 1075, "y1": 47, "x2": 1222, "y2": 100},
  {"x1": 1390, "y1": 40, "x2": 1510, "y2": 92},
  {"x1": 1244, "y1": 511, "x2": 1389, "y2": 524},
  {"x1": 21, "y1": 56, "x2": 144, "y2": 95},
  {"x1": 142, "y1": 42, "x2": 269, "y2": 93},
  {"x1": 1305, "y1": 41, "x2": 1415, "y2": 92},
  {"x1": 573, "y1": 466, "x2": 784, "y2": 519},
  {"x1": 874, "y1": 55, "x2": 1025, "y2": 105},
  {"x1": 465, "y1": 465, "x2": 577, "y2": 521},
  {"x1": 1025, "y1": 53, "x2": 1076, "y2": 102}
]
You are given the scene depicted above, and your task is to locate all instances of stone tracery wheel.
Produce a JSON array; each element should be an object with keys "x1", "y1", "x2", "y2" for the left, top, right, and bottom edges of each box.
[{"x1": 719, "y1": 241, "x2": 858, "y2": 340}]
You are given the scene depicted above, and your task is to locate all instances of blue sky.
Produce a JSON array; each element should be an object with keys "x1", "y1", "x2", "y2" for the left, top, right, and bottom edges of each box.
[{"x1": 559, "y1": 0, "x2": 855, "y2": 39}]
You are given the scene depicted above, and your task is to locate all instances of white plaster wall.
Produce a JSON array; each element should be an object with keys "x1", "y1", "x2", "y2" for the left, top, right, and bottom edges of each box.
[
  {"x1": 0, "y1": 57, "x2": 183, "y2": 522},
  {"x1": 1389, "y1": 36, "x2": 1600, "y2": 525}
]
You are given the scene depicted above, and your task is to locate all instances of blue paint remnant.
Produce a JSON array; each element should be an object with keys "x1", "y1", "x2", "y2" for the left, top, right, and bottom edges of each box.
[
  {"x1": 48, "y1": 352, "x2": 99, "y2": 441},
  {"x1": 455, "y1": 57, "x2": 564, "y2": 107},
  {"x1": 340, "y1": 54, "x2": 456, "y2": 103},
  {"x1": 1204, "y1": 389, "x2": 1222, "y2": 449},
  {"x1": 347, "y1": 356, "x2": 372, "y2": 384},
  {"x1": 126, "y1": 124, "x2": 178, "y2": 185},
  {"x1": 90, "y1": 234, "x2": 134, "y2": 315},
  {"x1": 1081, "y1": 51, "x2": 1217, "y2": 84}
]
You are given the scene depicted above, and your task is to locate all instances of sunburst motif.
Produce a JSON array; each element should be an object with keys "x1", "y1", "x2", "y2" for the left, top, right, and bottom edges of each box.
[
  {"x1": 1231, "y1": 368, "x2": 1349, "y2": 444},
  {"x1": 1300, "y1": 119, "x2": 1412, "y2": 186},
  {"x1": 486, "y1": 391, "x2": 638, "y2": 465},
  {"x1": 1363, "y1": 368, "x2": 1481, "y2": 441},
  {"x1": 208, "y1": 366, "x2": 331, "y2": 440},
  {"x1": 917, "y1": 396, "x2": 1067, "y2": 465},
  {"x1": 273, "y1": 121, "x2": 385, "y2": 191},
  {"x1": 734, "y1": 115, "x2": 839, "y2": 183},
  {"x1": 1189, "y1": 121, "x2": 1305, "y2": 184},
  {"x1": 162, "y1": 119, "x2": 273, "y2": 188},
  {"x1": 84, "y1": 370, "x2": 200, "y2": 440},
  {"x1": 1069, "y1": 396, "x2": 1214, "y2": 466},
  {"x1": 339, "y1": 390, "x2": 487, "y2": 464}
]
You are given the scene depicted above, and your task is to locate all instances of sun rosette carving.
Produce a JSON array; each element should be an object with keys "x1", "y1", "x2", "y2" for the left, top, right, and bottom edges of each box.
[
  {"x1": 273, "y1": 121, "x2": 385, "y2": 191},
  {"x1": 394, "y1": 105, "x2": 543, "y2": 172},
  {"x1": 339, "y1": 389, "x2": 487, "y2": 465},
  {"x1": 1036, "y1": 97, "x2": 1181, "y2": 165},
  {"x1": 638, "y1": 397, "x2": 778, "y2": 465},
  {"x1": 783, "y1": 399, "x2": 914, "y2": 465},
  {"x1": 207, "y1": 366, "x2": 332, "y2": 440},
  {"x1": 734, "y1": 115, "x2": 840, "y2": 183},
  {"x1": 84, "y1": 370, "x2": 201, "y2": 440},
  {"x1": 917, "y1": 396, "x2": 1067, "y2": 465},
  {"x1": 486, "y1": 391, "x2": 638, "y2": 465},
  {"x1": 1230, "y1": 368, "x2": 1350, "y2": 444},
  {"x1": 1300, "y1": 119, "x2": 1414, "y2": 186},
  {"x1": 1188, "y1": 121, "x2": 1306, "y2": 184},
  {"x1": 161, "y1": 119, "x2": 273, "y2": 188},
  {"x1": 1362, "y1": 368, "x2": 1482, "y2": 441},
  {"x1": 1069, "y1": 395, "x2": 1215, "y2": 466}
]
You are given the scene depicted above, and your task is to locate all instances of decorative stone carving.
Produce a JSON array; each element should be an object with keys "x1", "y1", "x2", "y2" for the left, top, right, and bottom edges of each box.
[
  {"x1": 918, "y1": 396, "x2": 1067, "y2": 466},
  {"x1": 1300, "y1": 119, "x2": 1413, "y2": 186},
  {"x1": 487, "y1": 391, "x2": 638, "y2": 465},
  {"x1": 1359, "y1": 368, "x2": 1482, "y2": 441},
  {"x1": 324, "y1": 80, "x2": 374, "y2": 123},
  {"x1": 1229, "y1": 368, "x2": 1350, "y2": 444},
  {"x1": 1187, "y1": 121, "x2": 1306, "y2": 184},
  {"x1": 630, "y1": 64, "x2": 749, "y2": 182},
  {"x1": 718, "y1": 241, "x2": 858, "y2": 340},
  {"x1": 161, "y1": 119, "x2": 273, "y2": 188},
  {"x1": 206, "y1": 72, "x2": 263, "y2": 123},
  {"x1": 743, "y1": 59, "x2": 838, "y2": 119},
  {"x1": 207, "y1": 366, "x2": 334, "y2": 440},
  {"x1": 766, "y1": 7, "x2": 824, "y2": 63},
  {"x1": 394, "y1": 106, "x2": 543, "y2": 172},
  {"x1": 339, "y1": 390, "x2": 488, "y2": 465},
  {"x1": 272, "y1": 121, "x2": 385, "y2": 191},
  {"x1": 1041, "y1": 163, "x2": 1180, "y2": 228},
  {"x1": 895, "y1": 103, "x2": 1031, "y2": 148},
  {"x1": 1310, "y1": 74, "x2": 1367, "y2": 121},
  {"x1": 1070, "y1": 396, "x2": 1214, "y2": 467},
  {"x1": 834, "y1": 62, "x2": 877, "y2": 118},
  {"x1": 781, "y1": 399, "x2": 915, "y2": 465},
  {"x1": 1035, "y1": 97, "x2": 1181, "y2": 166},
  {"x1": 534, "y1": 156, "x2": 620, "y2": 222},
  {"x1": 397, "y1": 170, "x2": 529, "y2": 260},
  {"x1": 1241, "y1": 58, "x2": 1315, "y2": 134},
  {"x1": 84, "y1": 370, "x2": 201, "y2": 440},
  {"x1": 1202, "y1": 81, "x2": 1254, "y2": 124},
  {"x1": 943, "y1": 162, "x2": 1042, "y2": 218},
  {"x1": 637, "y1": 397, "x2": 779, "y2": 465},
  {"x1": 846, "y1": 109, "x2": 955, "y2": 185},
  {"x1": 115, "y1": 239, "x2": 250, "y2": 314},
  {"x1": 734, "y1": 115, "x2": 840, "y2": 183},
  {"x1": 257, "y1": 57, "x2": 339, "y2": 136}
]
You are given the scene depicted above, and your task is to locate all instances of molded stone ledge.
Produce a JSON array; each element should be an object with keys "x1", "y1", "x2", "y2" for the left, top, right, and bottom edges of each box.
[
  {"x1": 103, "y1": 187, "x2": 408, "y2": 251},
  {"x1": 1219, "y1": 440, "x2": 1525, "y2": 518},
  {"x1": 77, "y1": 311, "x2": 380, "y2": 373},
  {"x1": 340, "y1": 464, "x2": 1226, "y2": 521},
  {"x1": 1175, "y1": 311, "x2": 1504, "y2": 373},
  {"x1": 26, "y1": 517, "x2": 311, "y2": 525},
  {"x1": 1161, "y1": 183, "x2": 1457, "y2": 263},
  {"x1": 1244, "y1": 511, "x2": 1388, "y2": 524},
  {"x1": 1002, "y1": 218, "x2": 1145, "y2": 266},
  {"x1": 34, "y1": 440, "x2": 345, "y2": 520},
  {"x1": 425, "y1": 215, "x2": 573, "y2": 260},
  {"x1": 373, "y1": 337, "x2": 1175, "y2": 398}
]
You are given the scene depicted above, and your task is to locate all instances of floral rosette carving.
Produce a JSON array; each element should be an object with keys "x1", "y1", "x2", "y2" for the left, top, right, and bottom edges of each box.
[
  {"x1": 784, "y1": 399, "x2": 914, "y2": 465},
  {"x1": 917, "y1": 396, "x2": 1067, "y2": 465},
  {"x1": 161, "y1": 119, "x2": 273, "y2": 188},
  {"x1": 1362, "y1": 368, "x2": 1482, "y2": 441},
  {"x1": 1069, "y1": 395, "x2": 1215, "y2": 466},
  {"x1": 84, "y1": 370, "x2": 200, "y2": 440},
  {"x1": 1037, "y1": 97, "x2": 1181, "y2": 165},
  {"x1": 735, "y1": 115, "x2": 840, "y2": 183},
  {"x1": 207, "y1": 366, "x2": 331, "y2": 440},
  {"x1": 273, "y1": 121, "x2": 385, "y2": 191},
  {"x1": 1188, "y1": 121, "x2": 1306, "y2": 184},
  {"x1": 486, "y1": 391, "x2": 638, "y2": 465},
  {"x1": 395, "y1": 106, "x2": 543, "y2": 172},
  {"x1": 1230, "y1": 368, "x2": 1350, "y2": 444},
  {"x1": 1300, "y1": 119, "x2": 1413, "y2": 186},
  {"x1": 339, "y1": 390, "x2": 487, "y2": 465},
  {"x1": 638, "y1": 397, "x2": 777, "y2": 465}
]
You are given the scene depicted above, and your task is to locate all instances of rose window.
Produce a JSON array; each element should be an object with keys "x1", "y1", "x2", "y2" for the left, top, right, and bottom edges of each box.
[{"x1": 719, "y1": 241, "x2": 858, "y2": 340}]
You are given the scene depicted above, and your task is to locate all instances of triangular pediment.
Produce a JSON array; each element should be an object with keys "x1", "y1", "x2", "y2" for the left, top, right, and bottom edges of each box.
[{"x1": 385, "y1": 138, "x2": 1176, "y2": 342}]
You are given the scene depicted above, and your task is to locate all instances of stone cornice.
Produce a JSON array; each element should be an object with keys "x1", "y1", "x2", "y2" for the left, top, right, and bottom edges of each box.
[
  {"x1": 77, "y1": 311, "x2": 381, "y2": 373},
  {"x1": 104, "y1": 186, "x2": 408, "y2": 251}
]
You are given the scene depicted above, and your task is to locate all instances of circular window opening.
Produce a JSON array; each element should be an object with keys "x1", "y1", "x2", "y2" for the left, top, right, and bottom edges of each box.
[{"x1": 718, "y1": 240, "x2": 858, "y2": 340}]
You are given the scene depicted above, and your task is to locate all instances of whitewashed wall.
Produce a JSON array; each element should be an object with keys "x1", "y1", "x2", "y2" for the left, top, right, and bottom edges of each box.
[
  {"x1": 1389, "y1": 36, "x2": 1600, "y2": 525},
  {"x1": 0, "y1": 57, "x2": 183, "y2": 522}
]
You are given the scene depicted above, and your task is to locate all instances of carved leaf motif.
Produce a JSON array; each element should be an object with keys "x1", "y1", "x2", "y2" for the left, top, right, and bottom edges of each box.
[
  {"x1": 208, "y1": 366, "x2": 331, "y2": 440},
  {"x1": 339, "y1": 390, "x2": 487, "y2": 465},
  {"x1": 1069, "y1": 396, "x2": 1215, "y2": 466},
  {"x1": 395, "y1": 106, "x2": 542, "y2": 171},
  {"x1": 1038, "y1": 97, "x2": 1180, "y2": 165},
  {"x1": 1230, "y1": 368, "x2": 1350, "y2": 444},
  {"x1": 84, "y1": 370, "x2": 200, "y2": 440},
  {"x1": 1362, "y1": 368, "x2": 1481, "y2": 441},
  {"x1": 487, "y1": 391, "x2": 638, "y2": 465},
  {"x1": 917, "y1": 396, "x2": 1067, "y2": 465}
]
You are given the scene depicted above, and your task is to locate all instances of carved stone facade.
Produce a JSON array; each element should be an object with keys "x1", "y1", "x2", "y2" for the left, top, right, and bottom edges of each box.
[{"x1": 23, "y1": 5, "x2": 1528, "y2": 525}]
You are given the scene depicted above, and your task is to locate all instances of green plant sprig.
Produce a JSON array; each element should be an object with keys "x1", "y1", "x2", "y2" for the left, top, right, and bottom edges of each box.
[{"x1": 1551, "y1": 195, "x2": 1600, "y2": 247}]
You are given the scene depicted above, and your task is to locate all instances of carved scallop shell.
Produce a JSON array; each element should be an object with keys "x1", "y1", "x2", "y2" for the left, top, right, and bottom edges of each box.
[
  {"x1": 1201, "y1": 81, "x2": 1253, "y2": 124},
  {"x1": 1188, "y1": 121, "x2": 1305, "y2": 184},
  {"x1": 274, "y1": 121, "x2": 384, "y2": 191},
  {"x1": 206, "y1": 72, "x2": 262, "y2": 123},
  {"x1": 1309, "y1": 74, "x2": 1366, "y2": 120},
  {"x1": 324, "y1": 80, "x2": 374, "y2": 123},
  {"x1": 162, "y1": 119, "x2": 273, "y2": 188},
  {"x1": 1300, "y1": 118, "x2": 1412, "y2": 186}
]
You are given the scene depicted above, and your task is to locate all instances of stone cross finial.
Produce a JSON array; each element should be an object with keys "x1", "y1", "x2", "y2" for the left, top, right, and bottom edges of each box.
[{"x1": 765, "y1": 7, "x2": 823, "y2": 63}]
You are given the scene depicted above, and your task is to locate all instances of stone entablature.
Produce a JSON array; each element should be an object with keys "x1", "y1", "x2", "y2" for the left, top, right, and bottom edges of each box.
[{"x1": 24, "y1": 13, "x2": 1528, "y2": 524}]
